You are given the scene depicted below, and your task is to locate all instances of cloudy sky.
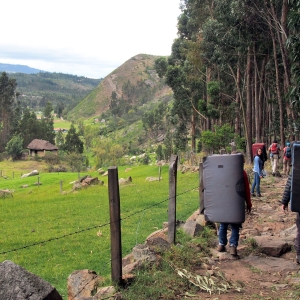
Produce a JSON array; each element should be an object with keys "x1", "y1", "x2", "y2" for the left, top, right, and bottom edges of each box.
[{"x1": 1, "y1": 1, "x2": 181, "y2": 79}]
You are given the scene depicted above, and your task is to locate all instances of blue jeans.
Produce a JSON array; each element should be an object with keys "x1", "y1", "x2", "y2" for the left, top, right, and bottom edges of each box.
[
  {"x1": 218, "y1": 223, "x2": 240, "y2": 247},
  {"x1": 251, "y1": 172, "x2": 261, "y2": 195}
]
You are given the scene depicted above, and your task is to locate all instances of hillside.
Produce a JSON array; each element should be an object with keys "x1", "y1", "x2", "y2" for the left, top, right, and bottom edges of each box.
[
  {"x1": 0, "y1": 63, "x2": 44, "y2": 74},
  {"x1": 67, "y1": 54, "x2": 173, "y2": 121},
  {"x1": 5, "y1": 71, "x2": 101, "y2": 114}
]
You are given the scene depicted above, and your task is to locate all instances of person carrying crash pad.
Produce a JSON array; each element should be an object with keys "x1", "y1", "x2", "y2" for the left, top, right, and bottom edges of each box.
[
  {"x1": 201, "y1": 152, "x2": 252, "y2": 257},
  {"x1": 281, "y1": 175, "x2": 300, "y2": 264},
  {"x1": 283, "y1": 142, "x2": 292, "y2": 176},
  {"x1": 217, "y1": 152, "x2": 252, "y2": 256},
  {"x1": 268, "y1": 140, "x2": 281, "y2": 176}
]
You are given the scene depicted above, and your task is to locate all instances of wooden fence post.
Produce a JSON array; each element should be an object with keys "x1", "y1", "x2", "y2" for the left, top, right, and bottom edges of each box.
[
  {"x1": 158, "y1": 166, "x2": 161, "y2": 182},
  {"x1": 108, "y1": 166, "x2": 122, "y2": 285},
  {"x1": 60, "y1": 181, "x2": 63, "y2": 194},
  {"x1": 168, "y1": 155, "x2": 178, "y2": 244}
]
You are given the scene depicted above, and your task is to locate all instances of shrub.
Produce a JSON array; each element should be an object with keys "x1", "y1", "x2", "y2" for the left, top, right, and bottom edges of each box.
[{"x1": 44, "y1": 152, "x2": 60, "y2": 165}]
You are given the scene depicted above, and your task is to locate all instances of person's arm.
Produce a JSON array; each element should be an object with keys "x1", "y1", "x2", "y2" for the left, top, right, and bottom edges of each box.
[
  {"x1": 282, "y1": 175, "x2": 291, "y2": 212},
  {"x1": 243, "y1": 170, "x2": 252, "y2": 213}
]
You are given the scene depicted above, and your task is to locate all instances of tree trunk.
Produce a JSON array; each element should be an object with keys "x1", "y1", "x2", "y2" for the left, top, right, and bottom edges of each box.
[
  {"x1": 268, "y1": 12, "x2": 285, "y2": 147},
  {"x1": 246, "y1": 46, "x2": 253, "y2": 163},
  {"x1": 235, "y1": 63, "x2": 241, "y2": 135}
]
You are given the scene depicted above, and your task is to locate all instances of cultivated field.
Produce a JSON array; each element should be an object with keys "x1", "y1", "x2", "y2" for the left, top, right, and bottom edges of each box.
[{"x1": 0, "y1": 160, "x2": 200, "y2": 299}]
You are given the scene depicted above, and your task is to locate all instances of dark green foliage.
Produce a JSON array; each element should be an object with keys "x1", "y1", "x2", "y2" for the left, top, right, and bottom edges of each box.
[
  {"x1": 5, "y1": 135, "x2": 23, "y2": 160},
  {"x1": 155, "y1": 145, "x2": 164, "y2": 160},
  {"x1": 287, "y1": 0, "x2": 300, "y2": 109},
  {"x1": 55, "y1": 130, "x2": 65, "y2": 149},
  {"x1": 200, "y1": 123, "x2": 234, "y2": 153},
  {"x1": 18, "y1": 108, "x2": 55, "y2": 147},
  {"x1": 64, "y1": 124, "x2": 84, "y2": 154},
  {"x1": 0, "y1": 72, "x2": 18, "y2": 151},
  {"x1": 154, "y1": 57, "x2": 168, "y2": 78},
  {"x1": 10, "y1": 72, "x2": 101, "y2": 115}
]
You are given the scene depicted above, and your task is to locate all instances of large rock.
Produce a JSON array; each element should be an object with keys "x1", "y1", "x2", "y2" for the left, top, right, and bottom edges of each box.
[
  {"x1": 182, "y1": 220, "x2": 204, "y2": 237},
  {"x1": 67, "y1": 269, "x2": 104, "y2": 300},
  {"x1": 21, "y1": 170, "x2": 39, "y2": 178},
  {"x1": 0, "y1": 260, "x2": 62, "y2": 300},
  {"x1": 253, "y1": 236, "x2": 291, "y2": 257},
  {"x1": 243, "y1": 255, "x2": 298, "y2": 272}
]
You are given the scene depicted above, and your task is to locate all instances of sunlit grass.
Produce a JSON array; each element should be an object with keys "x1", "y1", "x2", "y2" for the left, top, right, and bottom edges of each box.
[{"x1": 0, "y1": 161, "x2": 199, "y2": 299}]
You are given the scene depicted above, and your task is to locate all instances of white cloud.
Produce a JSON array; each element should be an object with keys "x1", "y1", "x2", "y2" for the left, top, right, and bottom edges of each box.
[{"x1": 0, "y1": 0, "x2": 181, "y2": 78}]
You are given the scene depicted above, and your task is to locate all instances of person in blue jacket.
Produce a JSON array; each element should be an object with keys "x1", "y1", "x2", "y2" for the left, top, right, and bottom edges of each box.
[{"x1": 251, "y1": 148, "x2": 263, "y2": 197}]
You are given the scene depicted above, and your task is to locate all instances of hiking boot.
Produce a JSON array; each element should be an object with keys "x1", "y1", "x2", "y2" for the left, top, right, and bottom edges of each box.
[
  {"x1": 251, "y1": 193, "x2": 256, "y2": 197},
  {"x1": 272, "y1": 172, "x2": 275, "y2": 176},
  {"x1": 217, "y1": 245, "x2": 226, "y2": 252},
  {"x1": 257, "y1": 194, "x2": 262, "y2": 197},
  {"x1": 297, "y1": 255, "x2": 300, "y2": 264},
  {"x1": 229, "y1": 245, "x2": 237, "y2": 256}
]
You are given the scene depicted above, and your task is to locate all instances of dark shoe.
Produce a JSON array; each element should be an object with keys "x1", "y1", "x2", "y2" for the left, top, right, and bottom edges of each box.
[
  {"x1": 257, "y1": 194, "x2": 262, "y2": 197},
  {"x1": 251, "y1": 193, "x2": 256, "y2": 197},
  {"x1": 297, "y1": 255, "x2": 300, "y2": 264},
  {"x1": 217, "y1": 245, "x2": 226, "y2": 252},
  {"x1": 229, "y1": 245, "x2": 237, "y2": 256},
  {"x1": 272, "y1": 172, "x2": 275, "y2": 176}
]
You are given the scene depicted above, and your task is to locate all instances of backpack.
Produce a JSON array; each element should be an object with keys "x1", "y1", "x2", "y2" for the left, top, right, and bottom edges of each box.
[
  {"x1": 285, "y1": 147, "x2": 291, "y2": 158},
  {"x1": 271, "y1": 143, "x2": 278, "y2": 154}
]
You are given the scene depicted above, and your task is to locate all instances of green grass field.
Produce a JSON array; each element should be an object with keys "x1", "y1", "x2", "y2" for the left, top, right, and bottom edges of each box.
[{"x1": 0, "y1": 161, "x2": 200, "y2": 299}]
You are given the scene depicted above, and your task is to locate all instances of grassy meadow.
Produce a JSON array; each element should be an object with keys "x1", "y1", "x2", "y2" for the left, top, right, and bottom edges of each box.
[{"x1": 0, "y1": 160, "x2": 200, "y2": 299}]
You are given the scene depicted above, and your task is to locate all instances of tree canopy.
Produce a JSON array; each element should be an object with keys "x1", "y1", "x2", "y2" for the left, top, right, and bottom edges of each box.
[{"x1": 155, "y1": 0, "x2": 298, "y2": 161}]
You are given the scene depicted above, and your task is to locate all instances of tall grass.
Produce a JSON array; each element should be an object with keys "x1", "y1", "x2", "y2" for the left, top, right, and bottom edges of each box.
[{"x1": 0, "y1": 162, "x2": 199, "y2": 299}]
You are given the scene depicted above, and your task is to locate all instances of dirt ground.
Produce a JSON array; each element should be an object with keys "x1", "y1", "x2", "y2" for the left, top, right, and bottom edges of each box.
[{"x1": 194, "y1": 166, "x2": 300, "y2": 300}]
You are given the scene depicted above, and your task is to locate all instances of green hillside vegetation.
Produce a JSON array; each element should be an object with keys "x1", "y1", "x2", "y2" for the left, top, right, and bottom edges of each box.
[
  {"x1": 0, "y1": 160, "x2": 199, "y2": 299},
  {"x1": 11, "y1": 72, "x2": 101, "y2": 115},
  {"x1": 67, "y1": 54, "x2": 173, "y2": 122}
]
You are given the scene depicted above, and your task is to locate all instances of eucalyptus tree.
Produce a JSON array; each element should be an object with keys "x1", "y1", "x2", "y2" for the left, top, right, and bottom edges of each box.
[
  {"x1": 287, "y1": 0, "x2": 300, "y2": 139},
  {"x1": 0, "y1": 72, "x2": 17, "y2": 152}
]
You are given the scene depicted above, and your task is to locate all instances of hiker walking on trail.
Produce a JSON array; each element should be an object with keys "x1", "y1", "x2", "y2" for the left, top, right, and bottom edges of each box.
[
  {"x1": 283, "y1": 142, "x2": 292, "y2": 176},
  {"x1": 281, "y1": 175, "x2": 300, "y2": 264},
  {"x1": 217, "y1": 152, "x2": 252, "y2": 256},
  {"x1": 251, "y1": 148, "x2": 263, "y2": 197},
  {"x1": 268, "y1": 140, "x2": 281, "y2": 176}
]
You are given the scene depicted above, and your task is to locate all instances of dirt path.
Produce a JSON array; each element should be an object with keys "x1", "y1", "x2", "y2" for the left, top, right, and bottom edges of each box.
[{"x1": 196, "y1": 172, "x2": 300, "y2": 299}]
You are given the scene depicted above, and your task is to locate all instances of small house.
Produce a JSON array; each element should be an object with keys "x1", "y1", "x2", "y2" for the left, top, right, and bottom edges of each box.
[{"x1": 27, "y1": 139, "x2": 58, "y2": 157}]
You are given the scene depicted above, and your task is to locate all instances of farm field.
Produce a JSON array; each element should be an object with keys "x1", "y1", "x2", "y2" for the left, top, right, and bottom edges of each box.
[{"x1": 0, "y1": 161, "x2": 200, "y2": 299}]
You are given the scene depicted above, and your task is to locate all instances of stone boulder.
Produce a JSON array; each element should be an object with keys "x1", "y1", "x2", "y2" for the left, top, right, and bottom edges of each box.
[
  {"x1": 182, "y1": 220, "x2": 204, "y2": 237},
  {"x1": 67, "y1": 269, "x2": 105, "y2": 300},
  {"x1": 253, "y1": 236, "x2": 291, "y2": 257},
  {"x1": 0, "y1": 260, "x2": 62, "y2": 300},
  {"x1": 21, "y1": 170, "x2": 39, "y2": 178},
  {"x1": 119, "y1": 176, "x2": 132, "y2": 185}
]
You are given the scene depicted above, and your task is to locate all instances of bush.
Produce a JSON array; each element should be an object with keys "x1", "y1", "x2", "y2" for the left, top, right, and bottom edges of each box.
[
  {"x1": 44, "y1": 152, "x2": 60, "y2": 165},
  {"x1": 0, "y1": 152, "x2": 9, "y2": 161}
]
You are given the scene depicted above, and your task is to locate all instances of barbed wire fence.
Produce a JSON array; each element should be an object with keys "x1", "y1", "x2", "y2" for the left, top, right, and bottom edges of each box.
[{"x1": 0, "y1": 156, "x2": 201, "y2": 299}]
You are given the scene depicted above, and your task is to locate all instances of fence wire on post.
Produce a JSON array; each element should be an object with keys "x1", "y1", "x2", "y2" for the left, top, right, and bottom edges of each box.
[
  {"x1": 108, "y1": 166, "x2": 122, "y2": 286},
  {"x1": 168, "y1": 155, "x2": 178, "y2": 244}
]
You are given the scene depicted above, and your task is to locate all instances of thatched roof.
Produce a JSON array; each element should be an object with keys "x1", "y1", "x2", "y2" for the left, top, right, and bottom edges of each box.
[{"x1": 27, "y1": 139, "x2": 58, "y2": 150}]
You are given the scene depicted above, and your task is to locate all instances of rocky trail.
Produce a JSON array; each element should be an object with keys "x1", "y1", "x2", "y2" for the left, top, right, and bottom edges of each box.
[{"x1": 195, "y1": 170, "x2": 300, "y2": 299}]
